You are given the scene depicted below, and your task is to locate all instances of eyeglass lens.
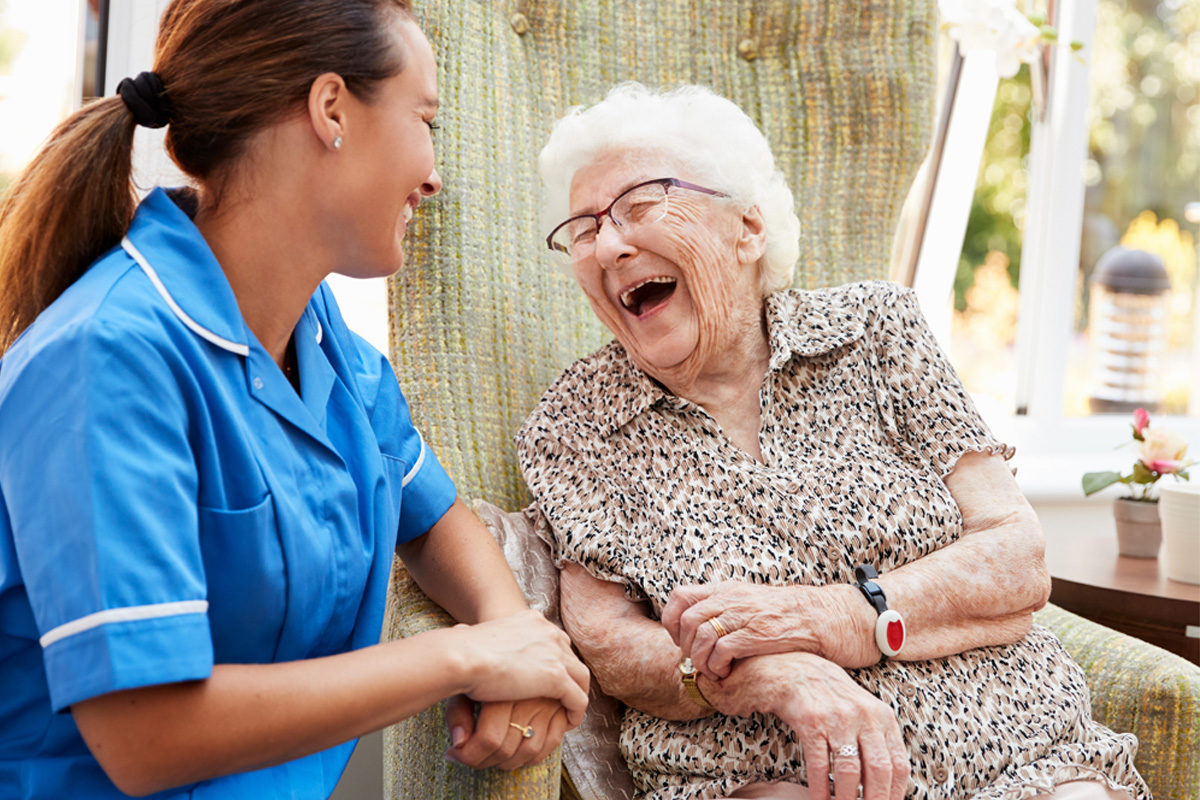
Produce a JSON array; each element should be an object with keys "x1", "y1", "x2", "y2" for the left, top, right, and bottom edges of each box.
[{"x1": 555, "y1": 182, "x2": 670, "y2": 255}]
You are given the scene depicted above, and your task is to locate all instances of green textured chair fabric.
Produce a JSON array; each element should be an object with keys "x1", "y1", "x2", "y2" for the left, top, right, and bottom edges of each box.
[
  {"x1": 384, "y1": 0, "x2": 933, "y2": 797},
  {"x1": 1035, "y1": 604, "x2": 1200, "y2": 800}
]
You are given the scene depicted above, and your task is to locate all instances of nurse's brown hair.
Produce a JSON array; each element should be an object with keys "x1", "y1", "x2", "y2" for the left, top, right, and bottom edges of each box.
[{"x1": 0, "y1": 0, "x2": 413, "y2": 353}]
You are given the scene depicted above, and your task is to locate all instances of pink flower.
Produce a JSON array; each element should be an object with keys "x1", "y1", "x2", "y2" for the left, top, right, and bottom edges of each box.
[
  {"x1": 1132, "y1": 407, "x2": 1150, "y2": 437},
  {"x1": 1140, "y1": 428, "x2": 1188, "y2": 473}
]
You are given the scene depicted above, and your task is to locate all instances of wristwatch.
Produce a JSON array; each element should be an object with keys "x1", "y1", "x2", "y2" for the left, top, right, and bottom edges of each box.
[
  {"x1": 678, "y1": 657, "x2": 714, "y2": 709},
  {"x1": 853, "y1": 564, "x2": 906, "y2": 658}
]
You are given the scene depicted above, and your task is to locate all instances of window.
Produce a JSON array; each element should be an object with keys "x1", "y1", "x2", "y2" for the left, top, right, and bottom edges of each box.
[{"x1": 926, "y1": 0, "x2": 1198, "y2": 498}]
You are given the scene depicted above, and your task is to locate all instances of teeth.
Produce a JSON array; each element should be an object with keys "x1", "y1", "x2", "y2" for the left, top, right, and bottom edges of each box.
[
  {"x1": 620, "y1": 276, "x2": 676, "y2": 309},
  {"x1": 403, "y1": 205, "x2": 414, "y2": 223}
]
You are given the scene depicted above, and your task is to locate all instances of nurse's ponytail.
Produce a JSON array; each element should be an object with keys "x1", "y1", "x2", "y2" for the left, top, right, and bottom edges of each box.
[
  {"x1": 0, "y1": 98, "x2": 137, "y2": 353},
  {"x1": 0, "y1": 0, "x2": 413, "y2": 355}
]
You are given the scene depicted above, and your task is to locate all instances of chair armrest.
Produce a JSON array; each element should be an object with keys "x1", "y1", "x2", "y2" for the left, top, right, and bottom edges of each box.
[
  {"x1": 381, "y1": 559, "x2": 561, "y2": 800},
  {"x1": 1035, "y1": 603, "x2": 1200, "y2": 800}
]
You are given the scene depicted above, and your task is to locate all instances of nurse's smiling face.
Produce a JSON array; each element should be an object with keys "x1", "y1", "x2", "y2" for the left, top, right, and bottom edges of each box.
[{"x1": 327, "y1": 16, "x2": 441, "y2": 278}]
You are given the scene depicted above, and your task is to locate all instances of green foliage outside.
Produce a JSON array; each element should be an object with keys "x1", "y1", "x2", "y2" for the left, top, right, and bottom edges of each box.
[{"x1": 956, "y1": 68, "x2": 1032, "y2": 311}]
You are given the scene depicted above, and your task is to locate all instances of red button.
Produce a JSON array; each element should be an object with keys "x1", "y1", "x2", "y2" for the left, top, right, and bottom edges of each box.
[{"x1": 887, "y1": 618, "x2": 905, "y2": 652}]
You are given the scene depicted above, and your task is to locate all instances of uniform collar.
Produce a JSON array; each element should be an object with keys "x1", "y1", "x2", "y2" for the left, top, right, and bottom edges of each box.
[
  {"x1": 121, "y1": 188, "x2": 250, "y2": 355},
  {"x1": 594, "y1": 287, "x2": 866, "y2": 438}
]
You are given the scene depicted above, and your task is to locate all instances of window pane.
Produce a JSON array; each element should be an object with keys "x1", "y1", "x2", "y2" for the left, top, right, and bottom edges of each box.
[
  {"x1": 949, "y1": 68, "x2": 1032, "y2": 419},
  {"x1": 1072, "y1": 0, "x2": 1199, "y2": 417}
]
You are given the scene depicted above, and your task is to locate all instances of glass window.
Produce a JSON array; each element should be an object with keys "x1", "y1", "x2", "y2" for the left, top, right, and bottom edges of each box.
[
  {"x1": 947, "y1": 0, "x2": 1200, "y2": 422},
  {"x1": 948, "y1": 65, "x2": 1032, "y2": 420},
  {"x1": 1071, "y1": 0, "x2": 1198, "y2": 417}
]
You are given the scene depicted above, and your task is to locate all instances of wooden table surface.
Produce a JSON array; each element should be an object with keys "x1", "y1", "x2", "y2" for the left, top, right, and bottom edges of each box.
[{"x1": 1044, "y1": 526, "x2": 1199, "y2": 664}]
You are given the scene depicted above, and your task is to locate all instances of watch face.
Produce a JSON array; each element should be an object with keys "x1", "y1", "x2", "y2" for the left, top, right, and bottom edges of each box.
[{"x1": 679, "y1": 657, "x2": 697, "y2": 676}]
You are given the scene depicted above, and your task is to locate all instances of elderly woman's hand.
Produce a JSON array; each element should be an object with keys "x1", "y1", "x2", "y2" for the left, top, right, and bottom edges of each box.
[
  {"x1": 662, "y1": 581, "x2": 877, "y2": 680},
  {"x1": 708, "y1": 652, "x2": 909, "y2": 800}
]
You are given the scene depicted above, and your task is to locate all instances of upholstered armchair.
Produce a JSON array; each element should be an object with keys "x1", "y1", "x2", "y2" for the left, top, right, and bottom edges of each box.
[{"x1": 381, "y1": 2, "x2": 1200, "y2": 798}]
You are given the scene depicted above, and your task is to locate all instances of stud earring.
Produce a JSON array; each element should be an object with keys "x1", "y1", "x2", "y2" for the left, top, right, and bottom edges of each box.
[{"x1": 332, "y1": 135, "x2": 343, "y2": 150}]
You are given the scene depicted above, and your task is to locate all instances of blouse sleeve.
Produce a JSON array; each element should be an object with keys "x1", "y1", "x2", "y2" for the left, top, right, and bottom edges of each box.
[
  {"x1": 0, "y1": 322, "x2": 212, "y2": 712},
  {"x1": 516, "y1": 426, "x2": 647, "y2": 603},
  {"x1": 867, "y1": 285, "x2": 1014, "y2": 478}
]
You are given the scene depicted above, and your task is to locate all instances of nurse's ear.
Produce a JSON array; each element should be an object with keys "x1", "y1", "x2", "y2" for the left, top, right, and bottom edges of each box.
[{"x1": 307, "y1": 73, "x2": 348, "y2": 153}]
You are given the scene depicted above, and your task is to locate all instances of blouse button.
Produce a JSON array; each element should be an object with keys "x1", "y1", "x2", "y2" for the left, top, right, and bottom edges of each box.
[
  {"x1": 931, "y1": 766, "x2": 949, "y2": 783},
  {"x1": 253, "y1": 376, "x2": 264, "y2": 390},
  {"x1": 737, "y1": 38, "x2": 758, "y2": 61},
  {"x1": 900, "y1": 684, "x2": 917, "y2": 698},
  {"x1": 510, "y1": 12, "x2": 529, "y2": 35}
]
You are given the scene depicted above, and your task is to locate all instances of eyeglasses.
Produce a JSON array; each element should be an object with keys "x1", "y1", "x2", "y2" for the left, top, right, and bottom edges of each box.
[{"x1": 545, "y1": 177, "x2": 728, "y2": 258}]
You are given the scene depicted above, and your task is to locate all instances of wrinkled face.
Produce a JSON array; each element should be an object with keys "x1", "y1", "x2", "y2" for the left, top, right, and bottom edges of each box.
[
  {"x1": 567, "y1": 150, "x2": 763, "y2": 385},
  {"x1": 332, "y1": 16, "x2": 441, "y2": 277}
]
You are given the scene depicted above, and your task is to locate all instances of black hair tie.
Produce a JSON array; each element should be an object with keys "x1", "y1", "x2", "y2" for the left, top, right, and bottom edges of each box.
[{"x1": 117, "y1": 71, "x2": 172, "y2": 129}]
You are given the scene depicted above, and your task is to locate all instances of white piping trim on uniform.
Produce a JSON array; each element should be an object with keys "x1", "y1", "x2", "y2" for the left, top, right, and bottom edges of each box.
[
  {"x1": 122, "y1": 237, "x2": 250, "y2": 357},
  {"x1": 401, "y1": 433, "x2": 427, "y2": 487},
  {"x1": 39, "y1": 600, "x2": 209, "y2": 649}
]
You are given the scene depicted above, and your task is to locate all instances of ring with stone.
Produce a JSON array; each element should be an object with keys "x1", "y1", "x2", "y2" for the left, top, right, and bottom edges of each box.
[
  {"x1": 833, "y1": 743, "x2": 860, "y2": 759},
  {"x1": 509, "y1": 722, "x2": 535, "y2": 739}
]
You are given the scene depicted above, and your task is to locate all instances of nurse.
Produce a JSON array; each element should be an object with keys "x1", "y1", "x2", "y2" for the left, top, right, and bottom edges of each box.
[{"x1": 0, "y1": 1, "x2": 587, "y2": 798}]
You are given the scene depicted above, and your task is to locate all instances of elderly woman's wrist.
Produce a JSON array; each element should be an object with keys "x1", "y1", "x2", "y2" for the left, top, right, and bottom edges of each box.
[{"x1": 817, "y1": 584, "x2": 880, "y2": 667}]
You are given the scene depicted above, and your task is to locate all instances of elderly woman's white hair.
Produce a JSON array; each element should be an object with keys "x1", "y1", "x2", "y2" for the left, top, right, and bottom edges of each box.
[{"x1": 539, "y1": 82, "x2": 800, "y2": 294}]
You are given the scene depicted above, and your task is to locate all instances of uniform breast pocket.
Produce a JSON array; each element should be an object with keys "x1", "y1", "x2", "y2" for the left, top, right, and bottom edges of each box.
[
  {"x1": 379, "y1": 454, "x2": 408, "y2": 540},
  {"x1": 197, "y1": 493, "x2": 287, "y2": 663}
]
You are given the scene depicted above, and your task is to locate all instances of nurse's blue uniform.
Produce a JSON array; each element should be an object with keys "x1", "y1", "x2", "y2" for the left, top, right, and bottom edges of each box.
[{"x1": 0, "y1": 188, "x2": 457, "y2": 799}]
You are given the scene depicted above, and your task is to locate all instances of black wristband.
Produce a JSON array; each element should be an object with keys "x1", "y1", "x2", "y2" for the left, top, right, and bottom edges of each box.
[
  {"x1": 853, "y1": 564, "x2": 888, "y2": 616},
  {"x1": 852, "y1": 563, "x2": 906, "y2": 658}
]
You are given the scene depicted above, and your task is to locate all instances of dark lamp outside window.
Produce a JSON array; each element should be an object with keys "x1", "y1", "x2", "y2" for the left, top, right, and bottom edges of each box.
[{"x1": 1087, "y1": 246, "x2": 1172, "y2": 414}]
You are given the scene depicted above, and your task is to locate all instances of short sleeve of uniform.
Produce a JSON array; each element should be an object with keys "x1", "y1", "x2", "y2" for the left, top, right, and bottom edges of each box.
[
  {"x1": 868, "y1": 286, "x2": 1014, "y2": 478},
  {"x1": 348, "y1": 332, "x2": 456, "y2": 543},
  {"x1": 0, "y1": 322, "x2": 212, "y2": 711}
]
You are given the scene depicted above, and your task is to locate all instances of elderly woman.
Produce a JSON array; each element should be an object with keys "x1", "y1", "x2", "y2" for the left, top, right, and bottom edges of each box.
[{"x1": 516, "y1": 84, "x2": 1148, "y2": 800}]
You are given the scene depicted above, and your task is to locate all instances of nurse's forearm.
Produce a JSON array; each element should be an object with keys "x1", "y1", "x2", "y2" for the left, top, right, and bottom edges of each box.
[
  {"x1": 71, "y1": 628, "x2": 474, "y2": 797},
  {"x1": 72, "y1": 609, "x2": 589, "y2": 797},
  {"x1": 396, "y1": 497, "x2": 528, "y2": 623}
]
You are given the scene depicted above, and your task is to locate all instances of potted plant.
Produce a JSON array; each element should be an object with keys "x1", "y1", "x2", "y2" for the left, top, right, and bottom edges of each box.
[{"x1": 1082, "y1": 408, "x2": 1193, "y2": 557}]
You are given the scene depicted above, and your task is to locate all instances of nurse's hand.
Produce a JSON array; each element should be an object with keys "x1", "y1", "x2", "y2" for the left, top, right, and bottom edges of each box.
[
  {"x1": 443, "y1": 695, "x2": 570, "y2": 769},
  {"x1": 448, "y1": 609, "x2": 589, "y2": 725}
]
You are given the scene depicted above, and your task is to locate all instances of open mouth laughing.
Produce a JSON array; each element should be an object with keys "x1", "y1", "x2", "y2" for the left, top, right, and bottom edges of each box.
[{"x1": 619, "y1": 276, "x2": 678, "y2": 318}]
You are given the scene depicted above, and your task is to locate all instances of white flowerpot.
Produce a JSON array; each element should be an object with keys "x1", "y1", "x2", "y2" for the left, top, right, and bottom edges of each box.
[
  {"x1": 1112, "y1": 498, "x2": 1161, "y2": 558},
  {"x1": 1159, "y1": 483, "x2": 1200, "y2": 585}
]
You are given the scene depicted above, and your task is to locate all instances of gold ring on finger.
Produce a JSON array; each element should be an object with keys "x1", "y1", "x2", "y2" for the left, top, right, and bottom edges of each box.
[
  {"x1": 708, "y1": 618, "x2": 729, "y2": 638},
  {"x1": 509, "y1": 722, "x2": 535, "y2": 739}
]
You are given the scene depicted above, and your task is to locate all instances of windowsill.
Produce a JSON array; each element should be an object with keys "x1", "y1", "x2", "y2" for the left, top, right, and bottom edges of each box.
[{"x1": 986, "y1": 413, "x2": 1200, "y2": 503}]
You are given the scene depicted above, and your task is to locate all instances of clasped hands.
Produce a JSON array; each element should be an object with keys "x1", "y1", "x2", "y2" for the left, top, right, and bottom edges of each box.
[
  {"x1": 663, "y1": 581, "x2": 909, "y2": 800},
  {"x1": 441, "y1": 610, "x2": 588, "y2": 770}
]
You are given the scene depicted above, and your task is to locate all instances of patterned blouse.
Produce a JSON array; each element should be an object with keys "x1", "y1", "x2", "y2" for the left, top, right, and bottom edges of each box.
[{"x1": 516, "y1": 282, "x2": 1147, "y2": 800}]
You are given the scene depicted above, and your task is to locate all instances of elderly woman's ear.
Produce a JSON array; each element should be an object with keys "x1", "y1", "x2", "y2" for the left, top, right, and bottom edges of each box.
[{"x1": 736, "y1": 205, "x2": 768, "y2": 268}]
